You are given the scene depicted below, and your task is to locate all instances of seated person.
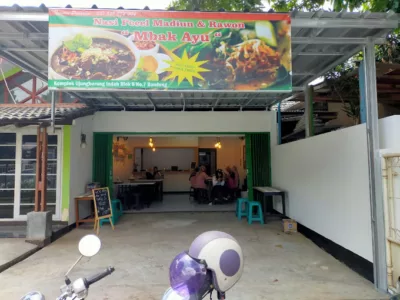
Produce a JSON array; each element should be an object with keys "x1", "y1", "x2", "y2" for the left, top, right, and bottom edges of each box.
[
  {"x1": 223, "y1": 167, "x2": 234, "y2": 188},
  {"x1": 153, "y1": 166, "x2": 162, "y2": 179},
  {"x1": 211, "y1": 169, "x2": 229, "y2": 202},
  {"x1": 224, "y1": 167, "x2": 237, "y2": 200},
  {"x1": 146, "y1": 168, "x2": 154, "y2": 179},
  {"x1": 232, "y1": 166, "x2": 240, "y2": 189},
  {"x1": 194, "y1": 166, "x2": 212, "y2": 202},
  {"x1": 189, "y1": 167, "x2": 199, "y2": 188},
  {"x1": 212, "y1": 169, "x2": 225, "y2": 186},
  {"x1": 194, "y1": 166, "x2": 211, "y2": 189},
  {"x1": 231, "y1": 165, "x2": 241, "y2": 198}
]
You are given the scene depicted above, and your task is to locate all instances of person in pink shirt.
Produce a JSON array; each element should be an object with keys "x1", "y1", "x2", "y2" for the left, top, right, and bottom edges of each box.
[
  {"x1": 194, "y1": 166, "x2": 211, "y2": 189},
  {"x1": 189, "y1": 167, "x2": 199, "y2": 188},
  {"x1": 224, "y1": 167, "x2": 235, "y2": 189},
  {"x1": 232, "y1": 166, "x2": 240, "y2": 189}
]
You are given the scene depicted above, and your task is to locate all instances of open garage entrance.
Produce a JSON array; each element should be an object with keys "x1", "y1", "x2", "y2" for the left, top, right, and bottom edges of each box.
[{"x1": 92, "y1": 132, "x2": 271, "y2": 213}]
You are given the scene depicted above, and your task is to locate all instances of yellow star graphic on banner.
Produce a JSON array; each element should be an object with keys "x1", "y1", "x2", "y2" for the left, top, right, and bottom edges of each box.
[{"x1": 163, "y1": 50, "x2": 210, "y2": 86}]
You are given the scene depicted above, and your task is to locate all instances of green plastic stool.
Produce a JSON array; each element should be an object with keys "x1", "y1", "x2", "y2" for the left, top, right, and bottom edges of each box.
[
  {"x1": 236, "y1": 198, "x2": 249, "y2": 220},
  {"x1": 247, "y1": 201, "x2": 264, "y2": 225},
  {"x1": 99, "y1": 199, "x2": 123, "y2": 227}
]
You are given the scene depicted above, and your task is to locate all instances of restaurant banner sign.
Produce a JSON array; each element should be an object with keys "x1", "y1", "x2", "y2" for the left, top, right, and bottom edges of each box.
[{"x1": 48, "y1": 9, "x2": 291, "y2": 92}]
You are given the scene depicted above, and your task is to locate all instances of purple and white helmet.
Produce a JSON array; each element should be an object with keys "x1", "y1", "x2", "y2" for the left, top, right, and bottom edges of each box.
[
  {"x1": 188, "y1": 231, "x2": 243, "y2": 292},
  {"x1": 163, "y1": 231, "x2": 243, "y2": 300},
  {"x1": 166, "y1": 231, "x2": 243, "y2": 299}
]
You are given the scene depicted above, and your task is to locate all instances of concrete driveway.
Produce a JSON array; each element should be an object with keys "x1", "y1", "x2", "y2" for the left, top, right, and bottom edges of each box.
[{"x1": 0, "y1": 213, "x2": 385, "y2": 300}]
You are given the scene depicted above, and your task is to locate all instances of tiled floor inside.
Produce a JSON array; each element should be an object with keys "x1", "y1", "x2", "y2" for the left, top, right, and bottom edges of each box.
[{"x1": 125, "y1": 193, "x2": 236, "y2": 213}]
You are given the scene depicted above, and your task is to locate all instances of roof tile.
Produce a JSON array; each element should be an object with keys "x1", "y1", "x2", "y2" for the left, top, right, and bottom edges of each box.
[{"x1": 0, "y1": 103, "x2": 90, "y2": 124}]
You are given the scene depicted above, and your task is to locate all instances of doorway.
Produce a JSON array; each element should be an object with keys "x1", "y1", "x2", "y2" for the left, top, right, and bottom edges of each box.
[{"x1": 198, "y1": 148, "x2": 217, "y2": 176}]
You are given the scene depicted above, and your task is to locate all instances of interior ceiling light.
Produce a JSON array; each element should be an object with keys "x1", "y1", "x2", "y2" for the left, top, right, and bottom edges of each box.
[{"x1": 214, "y1": 138, "x2": 222, "y2": 149}]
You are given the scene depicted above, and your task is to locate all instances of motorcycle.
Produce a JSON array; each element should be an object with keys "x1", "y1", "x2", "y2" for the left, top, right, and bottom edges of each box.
[
  {"x1": 19, "y1": 231, "x2": 400, "y2": 300},
  {"x1": 21, "y1": 234, "x2": 114, "y2": 300},
  {"x1": 21, "y1": 233, "x2": 231, "y2": 300}
]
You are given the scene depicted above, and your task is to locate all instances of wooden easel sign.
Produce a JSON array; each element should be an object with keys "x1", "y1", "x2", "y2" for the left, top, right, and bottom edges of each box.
[{"x1": 92, "y1": 187, "x2": 114, "y2": 235}]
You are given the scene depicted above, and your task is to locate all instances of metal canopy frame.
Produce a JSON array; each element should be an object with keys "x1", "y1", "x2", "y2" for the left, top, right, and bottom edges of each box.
[{"x1": 0, "y1": 6, "x2": 398, "y2": 111}]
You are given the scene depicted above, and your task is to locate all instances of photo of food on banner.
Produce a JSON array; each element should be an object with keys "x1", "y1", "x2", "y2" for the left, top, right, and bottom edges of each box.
[{"x1": 49, "y1": 15, "x2": 291, "y2": 91}]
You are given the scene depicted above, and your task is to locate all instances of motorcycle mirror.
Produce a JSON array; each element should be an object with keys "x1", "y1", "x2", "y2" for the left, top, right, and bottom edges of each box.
[
  {"x1": 162, "y1": 287, "x2": 183, "y2": 300},
  {"x1": 20, "y1": 291, "x2": 45, "y2": 300},
  {"x1": 78, "y1": 234, "x2": 101, "y2": 257}
]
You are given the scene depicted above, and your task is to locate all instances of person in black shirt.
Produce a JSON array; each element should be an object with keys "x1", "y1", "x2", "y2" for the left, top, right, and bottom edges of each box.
[{"x1": 153, "y1": 166, "x2": 162, "y2": 179}]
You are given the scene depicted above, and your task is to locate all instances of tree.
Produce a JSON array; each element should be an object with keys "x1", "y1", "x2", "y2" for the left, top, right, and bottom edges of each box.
[
  {"x1": 266, "y1": 0, "x2": 400, "y2": 12},
  {"x1": 168, "y1": 0, "x2": 264, "y2": 11},
  {"x1": 267, "y1": 0, "x2": 324, "y2": 12},
  {"x1": 325, "y1": 59, "x2": 361, "y2": 124},
  {"x1": 337, "y1": 0, "x2": 400, "y2": 13}
]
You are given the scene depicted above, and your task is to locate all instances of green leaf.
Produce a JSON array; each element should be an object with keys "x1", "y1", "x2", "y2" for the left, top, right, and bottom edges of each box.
[
  {"x1": 168, "y1": 0, "x2": 263, "y2": 11},
  {"x1": 63, "y1": 34, "x2": 92, "y2": 52}
]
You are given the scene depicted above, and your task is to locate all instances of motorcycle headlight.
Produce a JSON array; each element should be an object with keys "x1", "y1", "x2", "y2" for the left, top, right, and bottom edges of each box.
[{"x1": 20, "y1": 291, "x2": 45, "y2": 300}]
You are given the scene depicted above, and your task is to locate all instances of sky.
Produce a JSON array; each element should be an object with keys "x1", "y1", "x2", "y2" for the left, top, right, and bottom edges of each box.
[
  {"x1": 2, "y1": 0, "x2": 333, "y2": 10},
  {"x1": 1, "y1": 0, "x2": 254, "y2": 9}
]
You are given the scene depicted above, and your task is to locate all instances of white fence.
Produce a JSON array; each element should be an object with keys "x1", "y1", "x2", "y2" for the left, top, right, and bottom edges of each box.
[{"x1": 382, "y1": 154, "x2": 400, "y2": 292}]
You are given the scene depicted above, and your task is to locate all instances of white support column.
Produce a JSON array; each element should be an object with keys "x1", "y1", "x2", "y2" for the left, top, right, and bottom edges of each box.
[{"x1": 364, "y1": 39, "x2": 387, "y2": 292}]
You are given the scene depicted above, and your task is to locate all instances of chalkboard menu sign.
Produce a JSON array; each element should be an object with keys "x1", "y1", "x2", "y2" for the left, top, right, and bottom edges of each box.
[{"x1": 92, "y1": 188, "x2": 112, "y2": 218}]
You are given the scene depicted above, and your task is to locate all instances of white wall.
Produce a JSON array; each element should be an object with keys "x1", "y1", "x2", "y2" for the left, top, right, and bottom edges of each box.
[
  {"x1": 143, "y1": 148, "x2": 194, "y2": 170},
  {"x1": 68, "y1": 116, "x2": 94, "y2": 224},
  {"x1": 113, "y1": 135, "x2": 246, "y2": 181},
  {"x1": 272, "y1": 124, "x2": 373, "y2": 261},
  {"x1": 112, "y1": 136, "x2": 199, "y2": 181},
  {"x1": 199, "y1": 136, "x2": 246, "y2": 182},
  {"x1": 379, "y1": 115, "x2": 400, "y2": 150},
  {"x1": 93, "y1": 111, "x2": 276, "y2": 136}
]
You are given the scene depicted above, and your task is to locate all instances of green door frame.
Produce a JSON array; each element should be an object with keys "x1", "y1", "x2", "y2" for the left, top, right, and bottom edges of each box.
[
  {"x1": 246, "y1": 133, "x2": 272, "y2": 201},
  {"x1": 92, "y1": 132, "x2": 271, "y2": 200},
  {"x1": 92, "y1": 133, "x2": 114, "y2": 194}
]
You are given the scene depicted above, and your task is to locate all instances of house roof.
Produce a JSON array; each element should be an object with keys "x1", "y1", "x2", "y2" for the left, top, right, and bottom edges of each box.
[
  {"x1": 0, "y1": 6, "x2": 398, "y2": 111},
  {"x1": 0, "y1": 103, "x2": 95, "y2": 125},
  {"x1": 280, "y1": 63, "x2": 400, "y2": 110}
]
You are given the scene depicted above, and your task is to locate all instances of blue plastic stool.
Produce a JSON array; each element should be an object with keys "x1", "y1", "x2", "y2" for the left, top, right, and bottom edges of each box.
[
  {"x1": 247, "y1": 201, "x2": 264, "y2": 225},
  {"x1": 99, "y1": 199, "x2": 123, "y2": 227},
  {"x1": 236, "y1": 198, "x2": 249, "y2": 220},
  {"x1": 112, "y1": 199, "x2": 123, "y2": 218}
]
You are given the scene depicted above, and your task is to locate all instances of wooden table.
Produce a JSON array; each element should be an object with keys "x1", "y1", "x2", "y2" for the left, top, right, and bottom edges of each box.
[
  {"x1": 75, "y1": 193, "x2": 95, "y2": 228},
  {"x1": 253, "y1": 187, "x2": 286, "y2": 222}
]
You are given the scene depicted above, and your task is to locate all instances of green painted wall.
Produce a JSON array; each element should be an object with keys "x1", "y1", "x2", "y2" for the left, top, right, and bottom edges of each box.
[
  {"x1": 61, "y1": 126, "x2": 71, "y2": 221},
  {"x1": 0, "y1": 66, "x2": 21, "y2": 81}
]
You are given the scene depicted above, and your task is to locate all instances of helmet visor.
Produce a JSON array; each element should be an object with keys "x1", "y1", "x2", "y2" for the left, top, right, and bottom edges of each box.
[{"x1": 169, "y1": 251, "x2": 207, "y2": 298}]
